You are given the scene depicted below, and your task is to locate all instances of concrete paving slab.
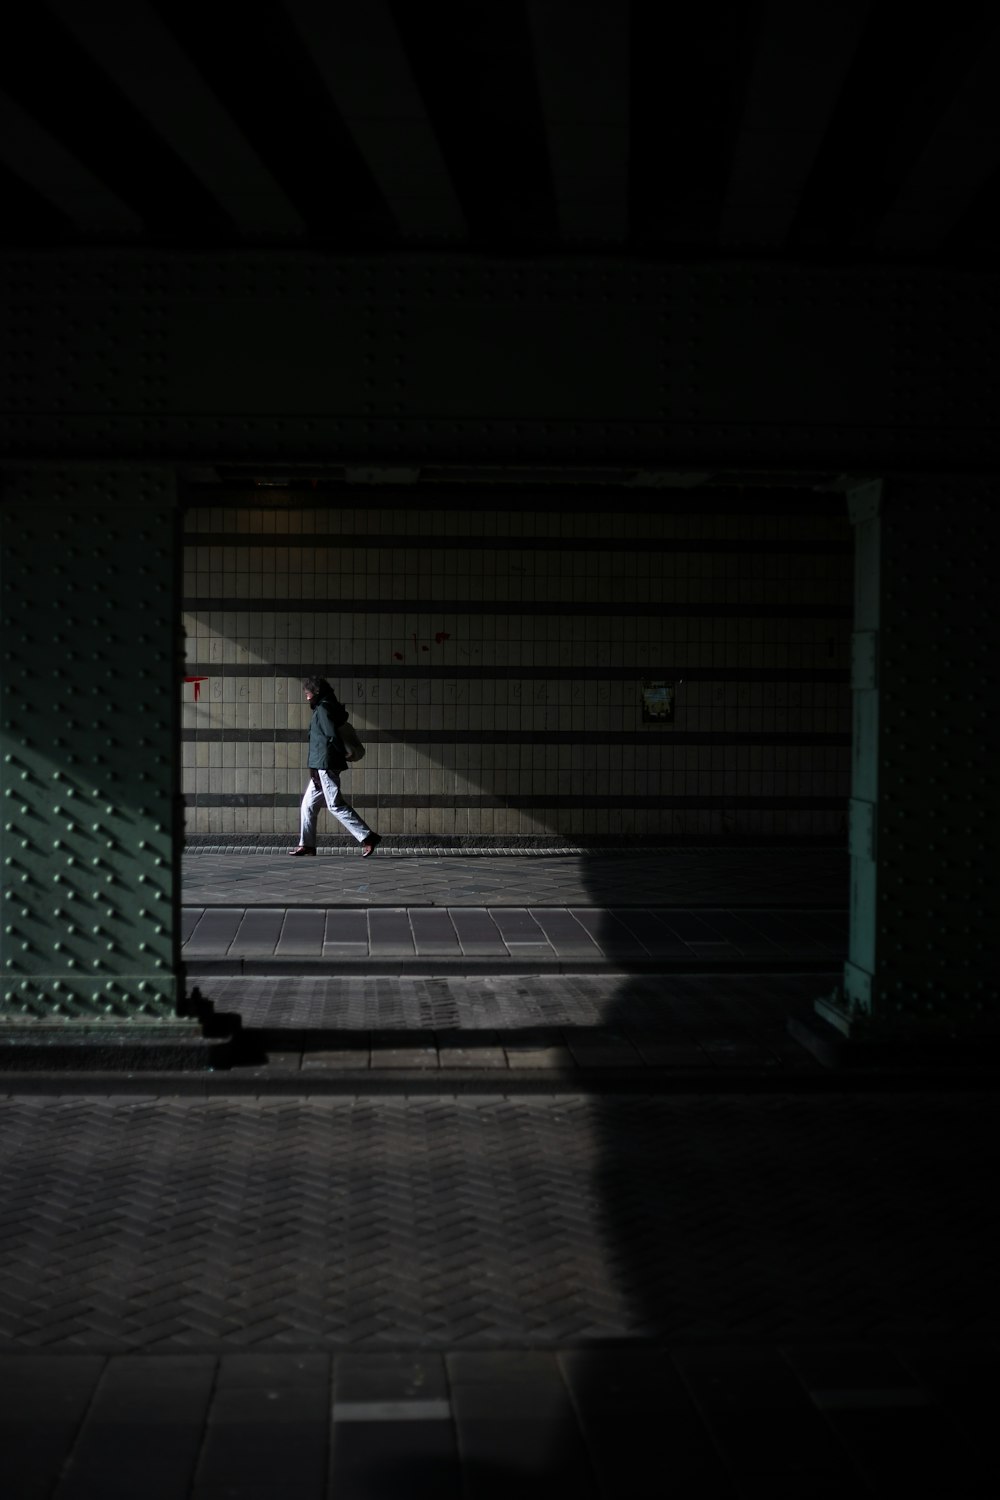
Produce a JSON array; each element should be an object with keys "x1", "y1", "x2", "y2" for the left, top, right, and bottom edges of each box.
[
  {"x1": 782, "y1": 1344, "x2": 969, "y2": 1495},
  {"x1": 526, "y1": 908, "x2": 600, "y2": 955},
  {"x1": 53, "y1": 1356, "x2": 215, "y2": 1500},
  {"x1": 448, "y1": 1352, "x2": 594, "y2": 1492},
  {"x1": 180, "y1": 908, "x2": 202, "y2": 944},
  {"x1": 332, "y1": 1353, "x2": 459, "y2": 1500},
  {"x1": 368, "y1": 909, "x2": 417, "y2": 957},
  {"x1": 564, "y1": 1035, "x2": 642, "y2": 1069},
  {"x1": 229, "y1": 908, "x2": 285, "y2": 955},
  {"x1": 181, "y1": 899, "x2": 845, "y2": 971},
  {"x1": 711, "y1": 1047, "x2": 787, "y2": 1073},
  {"x1": 502, "y1": 1044, "x2": 575, "y2": 1069},
  {"x1": 674, "y1": 1347, "x2": 864, "y2": 1492},
  {"x1": 372, "y1": 1043, "x2": 440, "y2": 1069},
  {"x1": 274, "y1": 909, "x2": 324, "y2": 956},
  {"x1": 895, "y1": 1343, "x2": 1000, "y2": 1458},
  {"x1": 335, "y1": 1351, "x2": 450, "y2": 1402},
  {"x1": 694, "y1": 908, "x2": 788, "y2": 954},
  {"x1": 487, "y1": 908, "x2": 550, "y2": 947},
  {"x1": 0, "y1": 1346, "x2": 994, "y2": 1500},
  {"x1": 609, "y1": 907, "x2": 693, "y2": 957},
  {"x1": 633, "y1": 1040, "x2": 712, "y2": 1067},
  {"x1": 322, "y1": 904, "x2": 369, "y2": 958},
  {"x1": 183, "y1": 908, "x2": 244, "y2": 954},
  {"x1": 658, "y1": 909, "x2": 733, "y2": 942},
  {"x1": 0, "y1": 1355, "x2": 104, "y2": 1500},
  {"x1": 301, "y1": 1048, "x2": 370, "y2": 1070},
  {"x1": 559, "y1": 1349, "x2": 732, "y2": 1491},
  {"x1": 569, "y1": 908, "x2": 649, "y2": 959},
  {"x1": 448, "y1": 908, "x2": 510, "y2": 956},
  {"x1": 410, "y1": 909, "x2": 462, "y2": 955},
  {"x1": 323, "y1": 909, "x2": 368, "y2": 945},
  {"x1": 192, "y1": 1355, "x2": 329, "y2": 1497},
  {"x1": 438, "y1": 1046, "x2": 508, "y2": 1069},
  {"x1": 733, "y1": 910, "x2": 810, "y2": 951}
]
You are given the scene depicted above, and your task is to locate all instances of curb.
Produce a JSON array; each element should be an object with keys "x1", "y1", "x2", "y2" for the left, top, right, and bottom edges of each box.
[
  {"x1": 184, "y1": 957, "x2": 842, "y2": 977},
  {"x1": 2, "y1": 1066, "x2": 997, "y2": 1097}
]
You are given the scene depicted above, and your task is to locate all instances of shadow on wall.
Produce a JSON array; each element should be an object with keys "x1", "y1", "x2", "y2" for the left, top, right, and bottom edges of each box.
[{"x1": 181, "y1": 658, "x2": 850, "y2": 850}]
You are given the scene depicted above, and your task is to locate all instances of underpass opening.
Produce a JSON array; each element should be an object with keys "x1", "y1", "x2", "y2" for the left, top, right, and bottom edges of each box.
[{"x1": 179, "y1": 471, "x2": 852, "y2": 1049}]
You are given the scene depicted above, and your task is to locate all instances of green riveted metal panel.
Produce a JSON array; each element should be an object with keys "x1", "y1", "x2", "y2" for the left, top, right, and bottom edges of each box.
[
  {"x1": 873, "y1": 483, "x2": 998, "y2": 1032},
  {"x1": 0, "y1": 466, "x2": 181, "y2": 1022}
]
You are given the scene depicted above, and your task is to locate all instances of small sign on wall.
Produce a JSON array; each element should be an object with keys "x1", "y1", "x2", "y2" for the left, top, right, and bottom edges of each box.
[{"x1": 640, "y1": 680, "x2": 677, "y2": 723}]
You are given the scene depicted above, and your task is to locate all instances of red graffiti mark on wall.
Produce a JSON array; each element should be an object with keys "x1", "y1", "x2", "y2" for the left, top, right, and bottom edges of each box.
[
  {"x1": 184, "y1": 676, "x2": 209, "y2": 702},
  {"x1": 396, "y1": 630, "x2": 451, "y2": 660}
]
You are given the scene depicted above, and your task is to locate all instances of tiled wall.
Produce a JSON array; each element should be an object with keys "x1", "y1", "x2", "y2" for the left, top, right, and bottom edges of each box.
[{"x1": 182, "y1": 491, "x2": 852, "y2": 841}]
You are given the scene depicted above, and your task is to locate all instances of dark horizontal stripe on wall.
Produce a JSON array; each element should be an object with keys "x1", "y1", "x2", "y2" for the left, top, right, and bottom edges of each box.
[
  {"x1": 184, "y1": 533, "x2": 852, "y2": 556},
  {"x1": 186, "y1": 486, "x2": 845, "y2": 515},
  {"x1": 183, "y1": 729, "x2": 851, "y2": 747},
  {"x1": 183, "y1": 663, "x2": 849, "y2": 683},
  {"x1": 188, "y1": 794, "x2": 846, "y2": 811},
  {"x1": 183, "y1": 599, "x2": 853, "y2": 619}
]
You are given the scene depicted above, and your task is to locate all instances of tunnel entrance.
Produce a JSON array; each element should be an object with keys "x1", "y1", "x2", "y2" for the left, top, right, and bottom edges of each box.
[
  {"x1": 180, "y1": 475, "x2": 853, "y2": 854},
  {"x1": 179, "y1": 473, "x2": 851, "y2": 1052}
]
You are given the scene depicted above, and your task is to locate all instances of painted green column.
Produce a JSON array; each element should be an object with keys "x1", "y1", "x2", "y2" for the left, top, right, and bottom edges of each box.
[
  {"x1": 815, "y1": 479, "x2": 998, "y2": 1045},
  {"x1": 1, "y1": 466, "x2": 183, "y2": 1028}
]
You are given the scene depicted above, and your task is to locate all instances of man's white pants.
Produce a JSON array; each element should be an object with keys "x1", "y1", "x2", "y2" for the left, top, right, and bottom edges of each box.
[{"x1": 299, "y1": 770, "x2": 373, "y2": 846}]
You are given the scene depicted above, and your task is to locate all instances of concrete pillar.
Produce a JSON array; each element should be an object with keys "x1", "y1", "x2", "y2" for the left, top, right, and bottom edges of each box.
[
  {"x1": 811, "y1": 479, "x2": 998, "y2": 1053},
  {"x1": 0, "y1": 466, "x2": 189, "y2": 1050}
]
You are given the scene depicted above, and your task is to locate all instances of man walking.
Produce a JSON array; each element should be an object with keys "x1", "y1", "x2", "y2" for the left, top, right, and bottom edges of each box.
[{"x1": 288, "y1": 676, "x2": 380, "y2": 857}]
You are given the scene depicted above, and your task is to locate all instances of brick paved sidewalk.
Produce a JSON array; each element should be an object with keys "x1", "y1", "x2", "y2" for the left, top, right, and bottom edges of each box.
[
  {"x1": 183, "y1": 846, "x2": 849, "y2": 909},
  {"x1": 2, "y1": 1092, "x2": 996, "y2": 1354},
  {"x1": 2, "y1": 1089, "x2": 998, "y2": 1496}
]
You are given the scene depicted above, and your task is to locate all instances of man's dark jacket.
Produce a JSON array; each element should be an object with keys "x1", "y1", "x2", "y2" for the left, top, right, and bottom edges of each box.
[{"x1": 307, "y1": 688, "x2": 350, "y2": 772}]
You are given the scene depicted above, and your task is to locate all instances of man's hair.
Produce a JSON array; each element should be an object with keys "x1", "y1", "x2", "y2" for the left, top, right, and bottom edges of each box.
[{"x1": 301, "y1": 675, "x2": 331, "y2": 697}]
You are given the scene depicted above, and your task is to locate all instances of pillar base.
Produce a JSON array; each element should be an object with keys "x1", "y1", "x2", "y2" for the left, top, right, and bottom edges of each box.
[
  {"x1": 787, "y1": 1008, "x2": 862, "y2": 1069},
  {"x1": 789, "y1": 989, "x2": 1000, "y2": 1072},
  {"x1": 0, "y1": 989, "x2": 243, "y2": 1071},
  {"x1": 0, "y1": 1023, "x2": 232, "y2": 1071}
]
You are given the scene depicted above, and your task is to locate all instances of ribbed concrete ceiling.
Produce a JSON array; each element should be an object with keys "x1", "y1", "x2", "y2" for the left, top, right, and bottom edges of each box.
[{"x1": 1, "y1": 1, "x2": 998, "y2": 262}]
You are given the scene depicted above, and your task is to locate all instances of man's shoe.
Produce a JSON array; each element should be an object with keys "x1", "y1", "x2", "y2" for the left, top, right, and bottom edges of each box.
[
  {"x1": 287, "y1": 845, "x2": 316, "y2": 856},
  {"x1": 360, "y1": 833, "x2": 381, "y2": 858}
]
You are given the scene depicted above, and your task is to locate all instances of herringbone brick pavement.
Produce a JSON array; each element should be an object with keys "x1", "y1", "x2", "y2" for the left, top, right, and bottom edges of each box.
[{"x1": 1, "y1": 1092, "x2": 997, "y2": 1354}]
